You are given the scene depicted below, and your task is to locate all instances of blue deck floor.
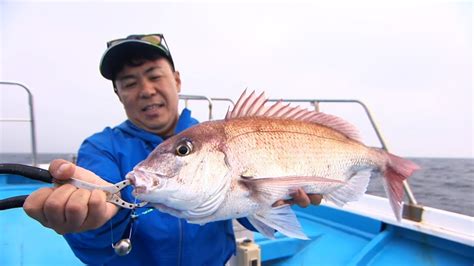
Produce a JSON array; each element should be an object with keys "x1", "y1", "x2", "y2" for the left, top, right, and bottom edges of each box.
[
  {"x1": 0, "y1": 184, "x2": 83, "y2": 265},
  {"x1": 257, "y1": 205, "x2": 474, "y2": 265}
]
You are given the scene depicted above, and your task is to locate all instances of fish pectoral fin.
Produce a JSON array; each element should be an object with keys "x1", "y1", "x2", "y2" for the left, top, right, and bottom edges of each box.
[
  {"x1": 324, "y1": 170, "x2": 371, "y2": 206},
  {"x1": 241, "y1": 175, "x2": 344, "y2": 201},
  {"x1": 248, "y1": 205, "x2": 309, "y2": 240}
]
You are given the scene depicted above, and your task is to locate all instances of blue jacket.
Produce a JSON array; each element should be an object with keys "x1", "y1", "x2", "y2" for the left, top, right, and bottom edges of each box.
[{"x1": 64, "y1": 109, "x2": 241, "y2": 266}]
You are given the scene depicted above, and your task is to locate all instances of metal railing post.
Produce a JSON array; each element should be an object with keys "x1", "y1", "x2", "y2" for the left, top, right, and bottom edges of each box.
[
  {"x1": 0, "y1": 81, "x2": 38, "y2": 166},
  {"x1": 179, "y1": 94, "x2": 214, "y2": 120}
]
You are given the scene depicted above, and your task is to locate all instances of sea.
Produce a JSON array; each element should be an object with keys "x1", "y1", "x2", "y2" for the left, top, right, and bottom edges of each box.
[{"x1": 1, "y1": 153, "x2": 473, "y2": 217}]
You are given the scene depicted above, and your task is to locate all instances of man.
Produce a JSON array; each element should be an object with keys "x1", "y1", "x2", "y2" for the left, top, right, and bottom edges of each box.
[{"x1": 24, "y1": 33, "x2": 322, "y2": 265}]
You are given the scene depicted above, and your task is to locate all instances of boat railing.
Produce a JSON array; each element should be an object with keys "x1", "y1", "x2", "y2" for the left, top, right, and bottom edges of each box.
[
  {"x1": 0, "y1": 81, "x2": 38, "y2": 166},
  {"x1": 179, "y1": 94, "x2": 422, "y2": 221},
  {"x1": 179, "y1": 94, "x2": 235, "y2": 120}
]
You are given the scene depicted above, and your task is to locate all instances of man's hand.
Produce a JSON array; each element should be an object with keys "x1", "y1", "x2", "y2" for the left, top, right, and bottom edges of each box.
[
  {"x1": 23, "y1": 159, "x2": 119, "y2": 235},
  {"x1": 272, "y1": 188, "x2": 322, "y2": 208}
]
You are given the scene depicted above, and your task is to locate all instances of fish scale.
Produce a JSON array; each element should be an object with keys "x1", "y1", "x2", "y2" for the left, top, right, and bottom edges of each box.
[{"x1": 223, "y1": 117, "x2": 375, "y2": 179}]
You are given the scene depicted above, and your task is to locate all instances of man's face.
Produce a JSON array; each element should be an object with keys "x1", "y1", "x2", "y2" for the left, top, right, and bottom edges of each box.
[{"x1": 114, "y1": 58, "x2": 181, "y2": 137}]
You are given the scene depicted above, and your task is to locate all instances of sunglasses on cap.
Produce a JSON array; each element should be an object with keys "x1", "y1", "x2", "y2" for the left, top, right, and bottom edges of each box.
[
  {"x1": 107, "y1": 33, "x2": 168, "y2": 48},
  {"x1": 107, "y1": 33, "x2": 173, "y2": 60}
]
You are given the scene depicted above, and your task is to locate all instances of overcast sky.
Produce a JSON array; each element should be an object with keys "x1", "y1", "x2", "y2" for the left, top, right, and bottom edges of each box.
[{"x1": 0, "y1": 1, "x2": 472, "y2": 158}]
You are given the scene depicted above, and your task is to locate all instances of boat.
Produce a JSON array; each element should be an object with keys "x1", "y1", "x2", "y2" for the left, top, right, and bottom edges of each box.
[{"x1": 1, "y1": 81, "x2": 473, "y2": 265}]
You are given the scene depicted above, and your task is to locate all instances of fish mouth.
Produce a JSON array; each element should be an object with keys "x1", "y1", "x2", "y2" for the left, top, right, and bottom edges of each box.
[{"x1": 126, "y1": 169, "x2": 166, "y2": 195}]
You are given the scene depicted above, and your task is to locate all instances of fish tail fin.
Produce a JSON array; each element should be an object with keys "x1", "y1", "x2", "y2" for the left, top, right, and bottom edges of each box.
[{"x1": 383, "y1": 153, "x2": 420, "y2": 221}]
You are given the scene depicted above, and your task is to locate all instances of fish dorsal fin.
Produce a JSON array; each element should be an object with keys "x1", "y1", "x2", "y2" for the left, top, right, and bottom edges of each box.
[{"x1": 226, "y1": 90, "x2": 362, "y2": 142}]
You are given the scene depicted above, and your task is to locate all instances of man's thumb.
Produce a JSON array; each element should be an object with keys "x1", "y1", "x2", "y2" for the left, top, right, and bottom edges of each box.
[{"x1": 49, "y1": 159, "x2": 75, "y2": 180}]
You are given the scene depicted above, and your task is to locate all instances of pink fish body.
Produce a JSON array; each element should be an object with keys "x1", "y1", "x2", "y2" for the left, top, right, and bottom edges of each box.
[{"x1": 127, "y1": 91, "x2": 419, "y2": 239}]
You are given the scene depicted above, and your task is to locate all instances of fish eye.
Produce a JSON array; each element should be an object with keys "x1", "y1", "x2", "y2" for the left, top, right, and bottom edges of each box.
[{"x1": 176, "y1": 141, "x2": 193, "y2": 156}]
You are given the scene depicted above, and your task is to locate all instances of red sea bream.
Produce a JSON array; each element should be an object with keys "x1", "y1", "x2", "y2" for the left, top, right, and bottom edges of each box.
[{"x1": 127, "y1": 91, "x2": 419, "y2": 239}]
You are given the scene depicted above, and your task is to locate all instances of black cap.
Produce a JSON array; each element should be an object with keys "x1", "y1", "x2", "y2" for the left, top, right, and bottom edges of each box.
[{"x1": 99, "y1": 34, "x2": 174, "y2": 80}]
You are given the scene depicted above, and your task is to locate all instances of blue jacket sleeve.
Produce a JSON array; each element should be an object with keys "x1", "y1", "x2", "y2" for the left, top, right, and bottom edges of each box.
[{"x1": 63, "y1": 138, "x2": 132, "y2": 265}]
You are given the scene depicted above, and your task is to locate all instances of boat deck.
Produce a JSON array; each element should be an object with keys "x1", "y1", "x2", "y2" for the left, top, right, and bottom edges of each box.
[
  {"x1": 0, "y1": 184, "x2": 81, "y2": 265},
  {"x1": 257, "y1": 205, "x2": 473, "y2": 265}
]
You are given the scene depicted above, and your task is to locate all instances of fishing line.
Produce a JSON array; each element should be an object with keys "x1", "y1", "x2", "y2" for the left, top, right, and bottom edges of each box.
[
  {"x1": 110, "y1": 198, "x2": 155, "y2": 256},
  {"x1": 110, "y1": 211, "x2": 135, "y2": 256},
  {"x1": 131, "y1": 208, "x2": 154, "y2": 219}
]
